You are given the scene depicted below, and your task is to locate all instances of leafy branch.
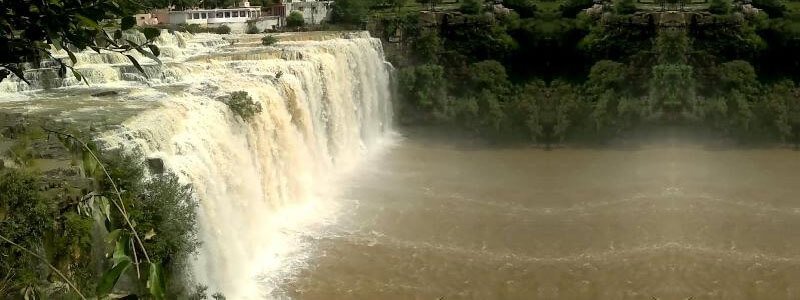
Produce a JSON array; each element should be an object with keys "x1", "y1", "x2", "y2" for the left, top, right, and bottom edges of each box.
[
  {"x1": 0, "y1": 233, "x2": 87, "y2": 300},
  {"x1": 42, "y1": 127, "x2": 152, "y2": 265}
]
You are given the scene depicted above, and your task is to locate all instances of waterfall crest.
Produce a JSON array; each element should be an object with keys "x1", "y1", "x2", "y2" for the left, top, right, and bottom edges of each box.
[{"x1": 92, "y1": 32, "x2": 394, "y2": 298}]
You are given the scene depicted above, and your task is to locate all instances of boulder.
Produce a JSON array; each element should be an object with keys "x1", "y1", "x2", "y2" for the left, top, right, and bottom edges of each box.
[
  {"x1": 91, "y1": 91, "x2": 119, "y2": 97},
  {"x1": 147, "y1": 158, "x2": 165, "y2": 174}
]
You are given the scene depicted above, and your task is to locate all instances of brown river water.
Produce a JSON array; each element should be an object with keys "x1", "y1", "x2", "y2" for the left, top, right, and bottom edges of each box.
[{"x1": 282, "y1": 132, "x2": 800, "y2": 300}]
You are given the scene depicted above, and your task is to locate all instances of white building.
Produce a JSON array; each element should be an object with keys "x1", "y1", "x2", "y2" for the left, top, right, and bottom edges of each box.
[
  {"x1": 167, "y1": 7, "x2": 263, "y2": 25},
  {"x1": 284, "y1": 0, "x2": 333, "y2": 24},
  {"x1": 154, "y1": 1, "x2": 282, "y2": 32}
]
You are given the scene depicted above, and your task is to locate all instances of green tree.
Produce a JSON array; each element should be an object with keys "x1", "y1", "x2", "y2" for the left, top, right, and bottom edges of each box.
[
  {"x1": 287, "y1": 11, "x2": 305, "y2": 27},
  {"x1": 460, "y1": 0, "x2": 483, "y2": 14},
  {"x1": 331, "y1": 0, "x2": 369, "y2": 24},
  {"x1": 262, "y1": 35, "x2": 279, "y2": 46},
  {"x1": 223, "y1": 91, "x2": 263, "y2": 122},
  {"x1": 766, "y1": 80, "x2": 800, "y2": 144},
  {"x1": 708, "y1": 0, "x2": 731, "y2": 14},
  {"x1": 397, "y1": 65, "x2": 450, "y2": 121},
  {"x1": 613, "y1": 0, "x2": 637, "y2": 14},
  {"x1": 412, "y1": 30, "x2": 442, "y2": 63}
]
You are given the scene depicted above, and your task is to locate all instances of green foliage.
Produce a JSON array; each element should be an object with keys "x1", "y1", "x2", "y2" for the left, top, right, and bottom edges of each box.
[
  {"x1": 287, "y1": 11, "x2": 306, "y2": 27},
  {"x1": 177, "y1": 24, "x2": 232, "y2": 34},
  {"x1": 708, "y1": 0, "x2": 732, "y2": 14},
  {"x1": 411, "y1": 30, "x2": 442, "y2": 63},
  {"x1": 262, "y1": 35, "x2": 279, "y2": 46},
  {"x1": 613, "y1": 0, "x2": 637, "y2": 14},
  {"x1": 460, "y1": 0, "x2": 483, "y2": 14},
  {"x1": 384, "y1": 0, "x2": 800, "y2": 144},
  {"x1": 0, "y1": 169, "x2": 93, "y2": 297},
  {"x1": 0, "y1": 0, "x2": 161, "y2": 84},
  {"x1": 332, "y1": 0, "x2": 369, "y2": 24},
  {"x1": 136, "y1": 174, "x2": 199, "y2": 267},
  {"x1": 215, "y1": 25, "x2": 232, "y2": 34},
  {"x1": 224, "y1": 91, "x2": 264, "y2": 122},
  {"x1": 398, "y1": 65, "x2": 450, "y2": 121},
  {"x1": 247, "y1": 23, "x2": 260, "y2": 34}
]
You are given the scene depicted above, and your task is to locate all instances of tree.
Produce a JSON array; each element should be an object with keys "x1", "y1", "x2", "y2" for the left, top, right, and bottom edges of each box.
[
  {"x1": 287, "y1": 11, "x2": 305, "y2": 27},
  {"x1": 613, "y1": 0, "x2": 637, "y2": 14},
  {"x1": 388, "y1": 0, "x2": 408, "y2": 13},
  {"x1": 331, "y1": 0, "x2": 369, "y2": 24},
  {"x1": 460, "y1": 0, "x2": 483, "y2": 14},
  {"x1": 1, "y1": 0, "x2": 161, "y2": 84},
  {"x1": 412, "y1": 30, "x2": 442, "y2": 63},
  {"x1": 708, "y1": 0, "x2": 731, "y2": 14}
]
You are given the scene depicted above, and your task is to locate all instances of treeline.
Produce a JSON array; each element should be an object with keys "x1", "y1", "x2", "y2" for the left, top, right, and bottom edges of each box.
[{"x1": 365, "y1": 0, "x2": 800, "y2": 144}]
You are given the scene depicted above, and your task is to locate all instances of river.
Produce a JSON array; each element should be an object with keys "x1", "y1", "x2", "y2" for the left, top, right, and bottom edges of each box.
[{"x1": 283, "y1": 133, "x2": 800, "y2": 299}]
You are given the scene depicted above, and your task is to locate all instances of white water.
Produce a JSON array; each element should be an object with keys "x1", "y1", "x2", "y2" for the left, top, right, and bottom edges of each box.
[{"x1": 3, "y1": 31, "x2": 394, "y2": 298}]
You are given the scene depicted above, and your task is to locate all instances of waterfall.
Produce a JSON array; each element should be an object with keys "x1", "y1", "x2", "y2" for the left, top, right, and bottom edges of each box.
[{"x1": 81, "y1": 32, "x2": 395, "y2": 298}]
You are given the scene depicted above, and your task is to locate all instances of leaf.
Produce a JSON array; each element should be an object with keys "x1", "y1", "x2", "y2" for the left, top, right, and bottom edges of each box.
[
  {"x1": 96, "y1": 196, "x2": 112, "y2": 222},
  {"x1": 75, "y1": 14, "x2": 100, "y2": 29},
  {"x1": 125, "y1": 55, "x2": 148, "y2": 78},
  {"x1": 112, "y1": 237, "x2": 130, "y2": 264},
  {"x1": 147, "y1": 263, "x2": 166, "y2": 300},
  {"x1": 4, "y1": 66, "x2": 30, "y2": 85},
  {"x1": 147, "y1": 44, "x2": 161, "y2": 57},
  {"x1": 132, "y1": 44, "x2": 161, "y2": 64},
  {"x1": 71, "y1": 69, "x2": 82, "y2": 81},
  {"x1": 67, "y1": 50, "x2": 77, "y2": 65},
  {"x1": 106, "y1": 229, "x2": 122, "y2": 245},
  {"x1": 121, "y1": 16, "x2": 136, "y2": 30},
  {"x1": 81, "y1": 150, "x2": 97, "y2": 177},
  {"x1": 96, "y1": 257, "x2": 131, "y2": 297}
]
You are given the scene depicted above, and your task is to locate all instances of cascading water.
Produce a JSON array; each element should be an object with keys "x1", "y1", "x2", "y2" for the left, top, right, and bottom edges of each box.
[{"x1": 2, "y1": 31, "x2": 394, "y2": 298}]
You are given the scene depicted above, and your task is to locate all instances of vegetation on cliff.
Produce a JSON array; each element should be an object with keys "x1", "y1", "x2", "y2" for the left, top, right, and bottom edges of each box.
[
  {"x1": 0, "y1": 117, "x2": 204, "y2": 299},
  {"x1": 368, "y1": 0, "x2": 800, "y2": 145}
]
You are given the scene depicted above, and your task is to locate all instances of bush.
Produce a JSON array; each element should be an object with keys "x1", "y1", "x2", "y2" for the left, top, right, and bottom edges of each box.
[
  {"x1": 460, "y1": 0, "x2": 483, "y2": 14},
  {"x1": 613, "y1": 0, "x2": 637, "y2": 14},
  {"x1": 223, "y1": 91, "x2": 263, "y2": 122},
  {"x1": 179, "y1": 23, "x2": 204, "y2": 33},
  {"x1": 261, "y1": 35, "x2": 278, "y2": 46},
  {"x1": 708, "y1": 0, "x2": 731, "y2": 14},
  {"x1": 331, "y1": 0, "x2": 368, "y2": 24},
  {"x1": 246, "y1": 23, "x2": 259, "y2": 34},
  {"x1": 214, "y1": 25, "x2": 231, "y2": 34},
  {"x1": 287, "y1": 11, "x2": 305, "y2": 27}
]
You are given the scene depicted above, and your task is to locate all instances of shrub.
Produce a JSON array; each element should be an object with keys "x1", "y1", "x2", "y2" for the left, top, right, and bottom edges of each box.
[
  {"x1": 613, "y1": 0, "x2": 637, "y2": 14},
  {"x1": 214, "y1": 25, "x2": 232, "y2": 34},
  {"x1": 223, "y1": 91, "x2": 263, "y2": 122},
  {"x1": 460, "y1": 0, "x2": 482, "y2": 14},
  {"x1": 261, "y1": 35, "x2": 278, "y2": 46},
  {"x1": 708, "y1": 0, "x2": 731, "y2": 14},
  {"x1": 287, "y1": 11, "x2": 305, "y2": 27},
  {"x1": 246, "y1": 22, "x2": 259, "y2": 34}
]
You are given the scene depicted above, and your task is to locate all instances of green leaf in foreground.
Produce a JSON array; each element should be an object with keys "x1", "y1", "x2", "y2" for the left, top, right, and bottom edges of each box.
[
  {"x1": 148, "y1": 262, "x2": 166, "y2": 300},
  {"x1": 96, "y1": 257, "x2": 132, "y2": 297}
]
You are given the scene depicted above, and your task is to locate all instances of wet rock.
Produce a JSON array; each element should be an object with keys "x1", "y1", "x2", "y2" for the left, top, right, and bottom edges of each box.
[
  {"x1": 91, "y1": 91, "x2": 119, "y2": 97},
  {"x1": 147, "y1": 158, "x2": 165, "y2": 174}
]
